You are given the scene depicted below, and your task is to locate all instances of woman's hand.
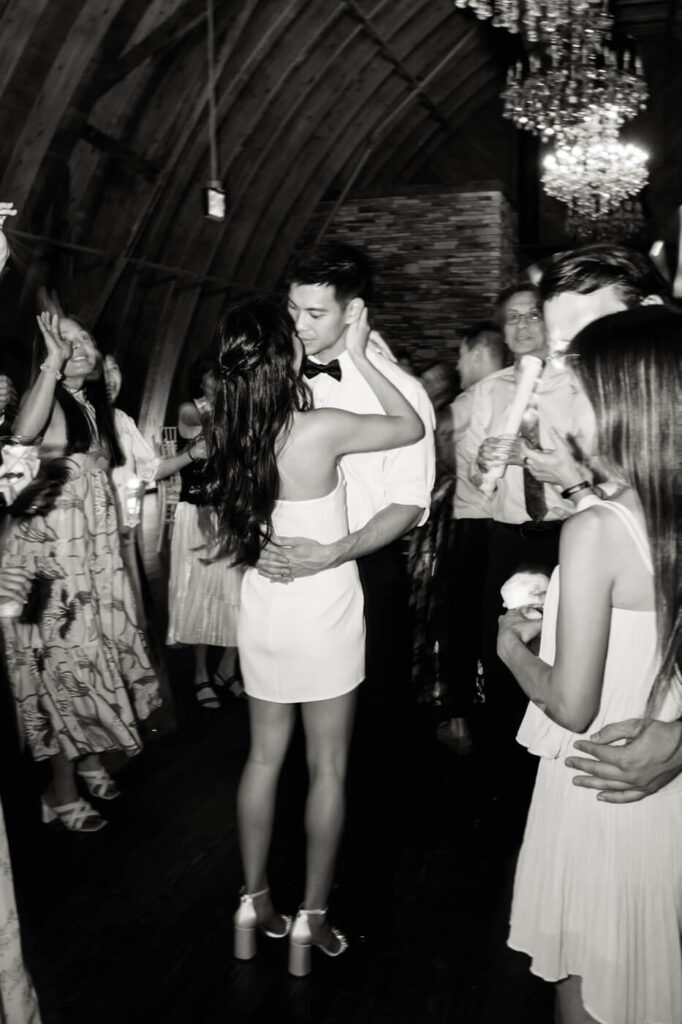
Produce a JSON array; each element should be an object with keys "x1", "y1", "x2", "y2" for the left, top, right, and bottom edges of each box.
[
  {"x1": 521, "y1": 427, "x2": 591, "y2": 490},
  {"x1": 36, "y1": 312, "x2": 71, "y2": 370},
  {"x1": 0, "y1": 202, "x2": 17, "y2": 272},
  {"x1": 497, "y1": 607, "x2": 542, "y2": 662},
  {"x1": 0, "y1": 566, "x2": 33, "y2": 606},
  {"x1": 345, "y1": 302, "x2": 370, "y2": 362},
  {"x1": 190, "y1": 436, "x2": 207, "y2": 460}
]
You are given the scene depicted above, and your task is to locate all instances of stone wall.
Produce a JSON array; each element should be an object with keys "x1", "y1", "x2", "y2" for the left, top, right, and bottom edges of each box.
[{"x1": 300, "y1": 184, "x2": 518, "y2": 370}]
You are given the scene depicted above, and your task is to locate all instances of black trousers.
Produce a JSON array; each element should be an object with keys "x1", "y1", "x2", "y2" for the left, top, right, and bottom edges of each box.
[
  {"x1": 439, "y1": 517, "x2": 491, "y2": 720},
  {"x1": 478, "y1": 519, "x2": 562, "y2": 802},
  {"x1": 340, "y1": 541, "x2": 414, "y2": 933}
]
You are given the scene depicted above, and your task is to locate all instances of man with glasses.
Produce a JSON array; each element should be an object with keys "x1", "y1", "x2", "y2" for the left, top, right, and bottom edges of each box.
[{"x1": 459, "y1": 283, "x2": 595, "y2": 817}]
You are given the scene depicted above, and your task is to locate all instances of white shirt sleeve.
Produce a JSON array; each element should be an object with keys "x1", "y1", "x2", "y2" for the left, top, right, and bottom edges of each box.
[
  {"x1": 114, "y1": 409, "x2": 159, "y2": 482},
  {"x1": 381, "y1": 376, "x2": 436, "y2": 525}
]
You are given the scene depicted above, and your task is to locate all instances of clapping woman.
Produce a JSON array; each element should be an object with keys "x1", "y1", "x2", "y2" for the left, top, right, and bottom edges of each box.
[{"x1": 1, "y1": 312, "x2": 161, "y2": 832}]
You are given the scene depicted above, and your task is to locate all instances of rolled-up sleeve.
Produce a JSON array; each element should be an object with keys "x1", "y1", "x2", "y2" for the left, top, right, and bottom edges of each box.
[{"x1": 383, "y1": 378, "x2": 436, "y2": 526}]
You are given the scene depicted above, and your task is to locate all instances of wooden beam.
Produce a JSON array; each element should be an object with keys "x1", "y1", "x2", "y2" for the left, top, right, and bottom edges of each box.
[
  {"x1": 6, "y1": 228, "x2": 258, "y2": 293},
  {"x1": 95, "y1": 0, "x2": 207, "y2": 96},
  {"x1": 80, "y1": 123, "x2": 160, "y2": 179},
  {"x1": 341, "y1": 0, "x2": 457, "y2": 134}
]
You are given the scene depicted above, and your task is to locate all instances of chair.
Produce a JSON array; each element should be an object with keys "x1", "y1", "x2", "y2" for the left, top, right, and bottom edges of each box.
[{"x1": 156, "y1": 428, "x2": 182, "y2": 553}]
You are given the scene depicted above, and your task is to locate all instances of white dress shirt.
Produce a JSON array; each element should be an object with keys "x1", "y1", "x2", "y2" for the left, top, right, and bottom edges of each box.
[
  {"x1": 460, "y1": 360, "x2": 595, "y2": 524},
  {"x1": 306, "y1": 349, "x2": 436, "y2": 532},
  {"x1": 451, "y1": 388, "x2": 493, "y2": 521}
]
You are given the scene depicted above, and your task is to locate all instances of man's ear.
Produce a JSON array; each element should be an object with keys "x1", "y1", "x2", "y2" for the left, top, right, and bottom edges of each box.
[{"x1": 344, "y1": 297, "x2": 365, "y2": 324}]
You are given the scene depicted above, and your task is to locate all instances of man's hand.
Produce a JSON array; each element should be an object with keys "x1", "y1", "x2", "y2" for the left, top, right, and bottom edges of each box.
[
  {"x1": 521, "y1": 426, "x2": 590, "y2": 490},
  {"x1": 565, "y1": 718, "x2": 682, "y2": 803},
  {"x1": 477, "y1": 434, "x2": 522, "y2": 473},
  {"x1": 256, "y1": 536, "x2": 337, "y2": 581}
]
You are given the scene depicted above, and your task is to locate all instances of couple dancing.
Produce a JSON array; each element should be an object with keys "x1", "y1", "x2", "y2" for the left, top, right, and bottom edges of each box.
[{"x1": 205, "y1": 244, "x2": 434, "y2": 975}]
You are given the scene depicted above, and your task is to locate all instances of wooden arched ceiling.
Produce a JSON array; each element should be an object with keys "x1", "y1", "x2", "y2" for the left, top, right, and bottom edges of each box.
[{"x1": 0, "y1": 0, "x2": 680, "y2": 434}]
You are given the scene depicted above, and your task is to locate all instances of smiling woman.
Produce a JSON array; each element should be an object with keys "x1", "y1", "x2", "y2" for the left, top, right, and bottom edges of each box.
[{"x1": 0, "y1": 312, "x2": 161, "y2": 833}]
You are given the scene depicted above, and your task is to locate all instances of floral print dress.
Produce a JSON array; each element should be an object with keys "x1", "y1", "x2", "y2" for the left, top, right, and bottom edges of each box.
[
  {"x1": 0, "y1": 798, "x2": 40, "y2": 1023},
  {"x1": 1, "y1": 441, "x2": 161, "y2": 762}
]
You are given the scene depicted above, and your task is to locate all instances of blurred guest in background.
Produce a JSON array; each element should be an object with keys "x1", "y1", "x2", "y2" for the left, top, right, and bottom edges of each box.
[
  {"x1": 437, "y1": 323, "x2": 506, "y2": 754},
  {"x1": 166, "y1": 352, "x2": 243, "y2": 709}
]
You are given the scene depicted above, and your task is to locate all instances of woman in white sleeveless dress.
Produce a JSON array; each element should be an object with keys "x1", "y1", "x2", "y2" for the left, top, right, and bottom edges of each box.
[
  {"x1": 497, "y1": 306, "x2": 681, "y2": 1024},
  {"x1": 204, "y1": 298, "x2": 424, "y2": 975}
]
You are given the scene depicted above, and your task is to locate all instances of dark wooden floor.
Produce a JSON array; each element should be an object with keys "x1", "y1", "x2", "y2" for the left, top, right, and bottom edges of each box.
[{"x1": 1, "y1": 501, "x2": 555, "y2": 1024}]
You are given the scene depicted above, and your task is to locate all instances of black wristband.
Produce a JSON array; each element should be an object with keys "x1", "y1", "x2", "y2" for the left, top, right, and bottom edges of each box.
[{"x1": 561, "y1": 481, "x2": 592, "y2": 499}]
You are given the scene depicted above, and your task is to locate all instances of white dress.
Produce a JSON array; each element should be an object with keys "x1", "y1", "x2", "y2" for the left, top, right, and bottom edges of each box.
[
  {"x1": 508, "y1": 501, "x2": 682, "y2": 1024},
  {"x1": 238, "y1": 476, "x2": 365, "y2": 703}
]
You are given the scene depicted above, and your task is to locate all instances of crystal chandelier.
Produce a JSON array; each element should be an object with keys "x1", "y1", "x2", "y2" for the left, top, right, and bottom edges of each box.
[
  {"x1": 452, "y1": 0, "x2": 605, "y2": 44},
  {"x1": 503, "y1": 49, "x2": 647, "y2": 144},
  {"x1": 542, "y1": 115, "x2": 649, "y2": 221}
]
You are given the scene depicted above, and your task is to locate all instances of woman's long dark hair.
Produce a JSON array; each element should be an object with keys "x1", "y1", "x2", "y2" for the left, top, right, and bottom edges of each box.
[
  {"x1": 204, "y1": 298, "x2": 311, "y2": 566},
  {"x1": 569, "y1": 306, "x2": 681, "y2": 712},
  {"x1": 47, "y1": 317, "x2": 124, "y2": 467}
]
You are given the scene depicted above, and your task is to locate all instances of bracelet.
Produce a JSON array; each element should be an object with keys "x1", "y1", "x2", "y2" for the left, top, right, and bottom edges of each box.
[
  {"x1": 561, "y1": 481, "x2": 592, "y2": 499},
  {"x1": 39, "y1": 362, "x2": 63, "y2": 381}
]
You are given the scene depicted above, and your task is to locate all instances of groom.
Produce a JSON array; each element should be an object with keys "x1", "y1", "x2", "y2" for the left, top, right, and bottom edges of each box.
[{"x1": 257, "y1": 240, "x2": 435, "y2": 938}]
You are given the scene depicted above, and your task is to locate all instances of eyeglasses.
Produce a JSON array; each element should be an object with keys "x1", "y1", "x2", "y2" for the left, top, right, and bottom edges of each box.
[{"x1": 505, "y1": 309, "x2": 543, "y2": 327}]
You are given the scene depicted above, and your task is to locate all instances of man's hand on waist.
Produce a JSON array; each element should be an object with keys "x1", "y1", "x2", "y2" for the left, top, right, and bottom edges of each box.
[{"x1": 256, "y1": 535, "x2": 340, "y2": 580}]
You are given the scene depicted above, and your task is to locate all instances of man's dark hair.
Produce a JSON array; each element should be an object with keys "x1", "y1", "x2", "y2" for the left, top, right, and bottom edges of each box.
[
  {"x1": 495, "y1": 282, "x2": 541, "y2": 319},
  {"x1": 461, "y1": 321, "x2": 507, "y2": 365},
  {"x1": 539, "y1": 243, "x2": 671, "y2": 306},
  {"x1": 284, "y1": 240, "x2": 372, "y2": 305}
]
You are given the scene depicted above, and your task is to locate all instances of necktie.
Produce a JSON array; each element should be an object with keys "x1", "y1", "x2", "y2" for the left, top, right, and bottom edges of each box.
[
  {"x1": 520, "y1": 408, "x2": 547, "y2": 522},
  {"x1": 302, "y1": 357, "x2": 342, "y2": 382}
]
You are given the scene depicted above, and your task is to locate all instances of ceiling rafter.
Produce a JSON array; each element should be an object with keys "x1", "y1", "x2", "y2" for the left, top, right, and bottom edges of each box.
[
  {"x1": 95, "y1": 0, "x2": 207, "y2": 97},
  {"x1": 340, "y1": 0, "x2": 458, "y2": 135}
]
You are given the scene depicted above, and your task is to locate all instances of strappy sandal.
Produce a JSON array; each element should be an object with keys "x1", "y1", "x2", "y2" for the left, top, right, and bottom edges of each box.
[
  {"x1": 288, "y1": 907, "x2": 349, "y2": 976},
  {"x1": 76, "y1": 766, "x2": 121, "y2": 800},
  {"x1": 233, "y1": 886, "x2": 292, "y2": 960},
  {"x1": 194, "y1": 679, "x2": 221, "y2": 709},
  {"x1": 41, "y1": 796, "x2": 107, "y2": 832},
  {"x1": 213, "y1": 669, "x2": 246, "y2": 700}
]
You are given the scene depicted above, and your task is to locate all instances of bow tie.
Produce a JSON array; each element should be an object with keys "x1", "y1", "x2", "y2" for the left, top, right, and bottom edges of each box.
[{"x1": 302, "y1": 357, "x2": 342, "y2": 382}]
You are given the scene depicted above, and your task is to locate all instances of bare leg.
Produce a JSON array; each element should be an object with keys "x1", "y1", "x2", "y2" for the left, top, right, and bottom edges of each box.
[
  {"x1": 237, "y1": 696, "x2": 296, "y2": 930},
  {"x1": 44, "y1": 753, "x2": 79, "y2": 805},
  {"x1": 216, "y1": 646, "x2": 238, "y2": 681},
  {"x1": 193, "y1": 644, "x2": 219, "y2": 708},
  {"x1": 194, "y1": 644, "x2": 209, "y2": 682},
  {"x1": 555, "y1": 977, "x2": 599, "y2": 1024},
  {"x1": 214, "y1": 646, "x2": 244, "y2": 697},
  {"x1": 300, "y1": 689, "x2": 358, "y2": 948}
]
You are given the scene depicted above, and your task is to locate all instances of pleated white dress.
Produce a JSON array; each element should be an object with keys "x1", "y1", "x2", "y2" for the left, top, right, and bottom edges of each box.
[
  {"x1": 238, "y1": 476, "x2": 365, "y2": 703},
  {"x1": 509, "y1": 501, "x2": 682, "y2": 1024}
]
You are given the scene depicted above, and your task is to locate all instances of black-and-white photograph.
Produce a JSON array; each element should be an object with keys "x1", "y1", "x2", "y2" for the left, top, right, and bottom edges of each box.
[{"x1": 0, "y1": 2, "x2": 680, "y2": 1021}]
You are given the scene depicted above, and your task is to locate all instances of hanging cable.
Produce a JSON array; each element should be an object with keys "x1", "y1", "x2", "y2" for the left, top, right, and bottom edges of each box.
[
  {"x1": 203, "y1": 0, "x2": 225, "y2": 219},
  {"x1": 206, "y1": 0, "x2": 218, "y2": 181}
]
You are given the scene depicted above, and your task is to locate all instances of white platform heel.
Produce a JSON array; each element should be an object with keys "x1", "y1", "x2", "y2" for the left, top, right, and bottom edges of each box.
[
  {"x1": 233, "y1": 887, "x2": 292, "y2": 961},
  {"x1": 288, "y1": 908, "x2": 348, "y2": 977}
]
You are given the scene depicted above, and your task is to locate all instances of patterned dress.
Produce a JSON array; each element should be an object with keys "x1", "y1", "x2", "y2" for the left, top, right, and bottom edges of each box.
[
  {"x1": 0, "y1": 798, "x2": 41, "y2": 1023},
  {"x1": 1, "y1": 443, "x2": 161, "y2": 762}
]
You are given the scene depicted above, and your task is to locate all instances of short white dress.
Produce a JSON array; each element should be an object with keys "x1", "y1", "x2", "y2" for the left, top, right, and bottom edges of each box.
[
  {"x1": 508, "y1": 501, "x2": 682, "y2": 1024},
  {"x1": 238, "y1": 476, "x2": 365, "y2": 703}
]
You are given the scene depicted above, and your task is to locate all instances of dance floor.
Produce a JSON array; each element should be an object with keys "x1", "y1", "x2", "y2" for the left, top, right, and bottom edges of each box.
[{"x1": 1, "y1": 499, "x2": 555, "y2": 1024}]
